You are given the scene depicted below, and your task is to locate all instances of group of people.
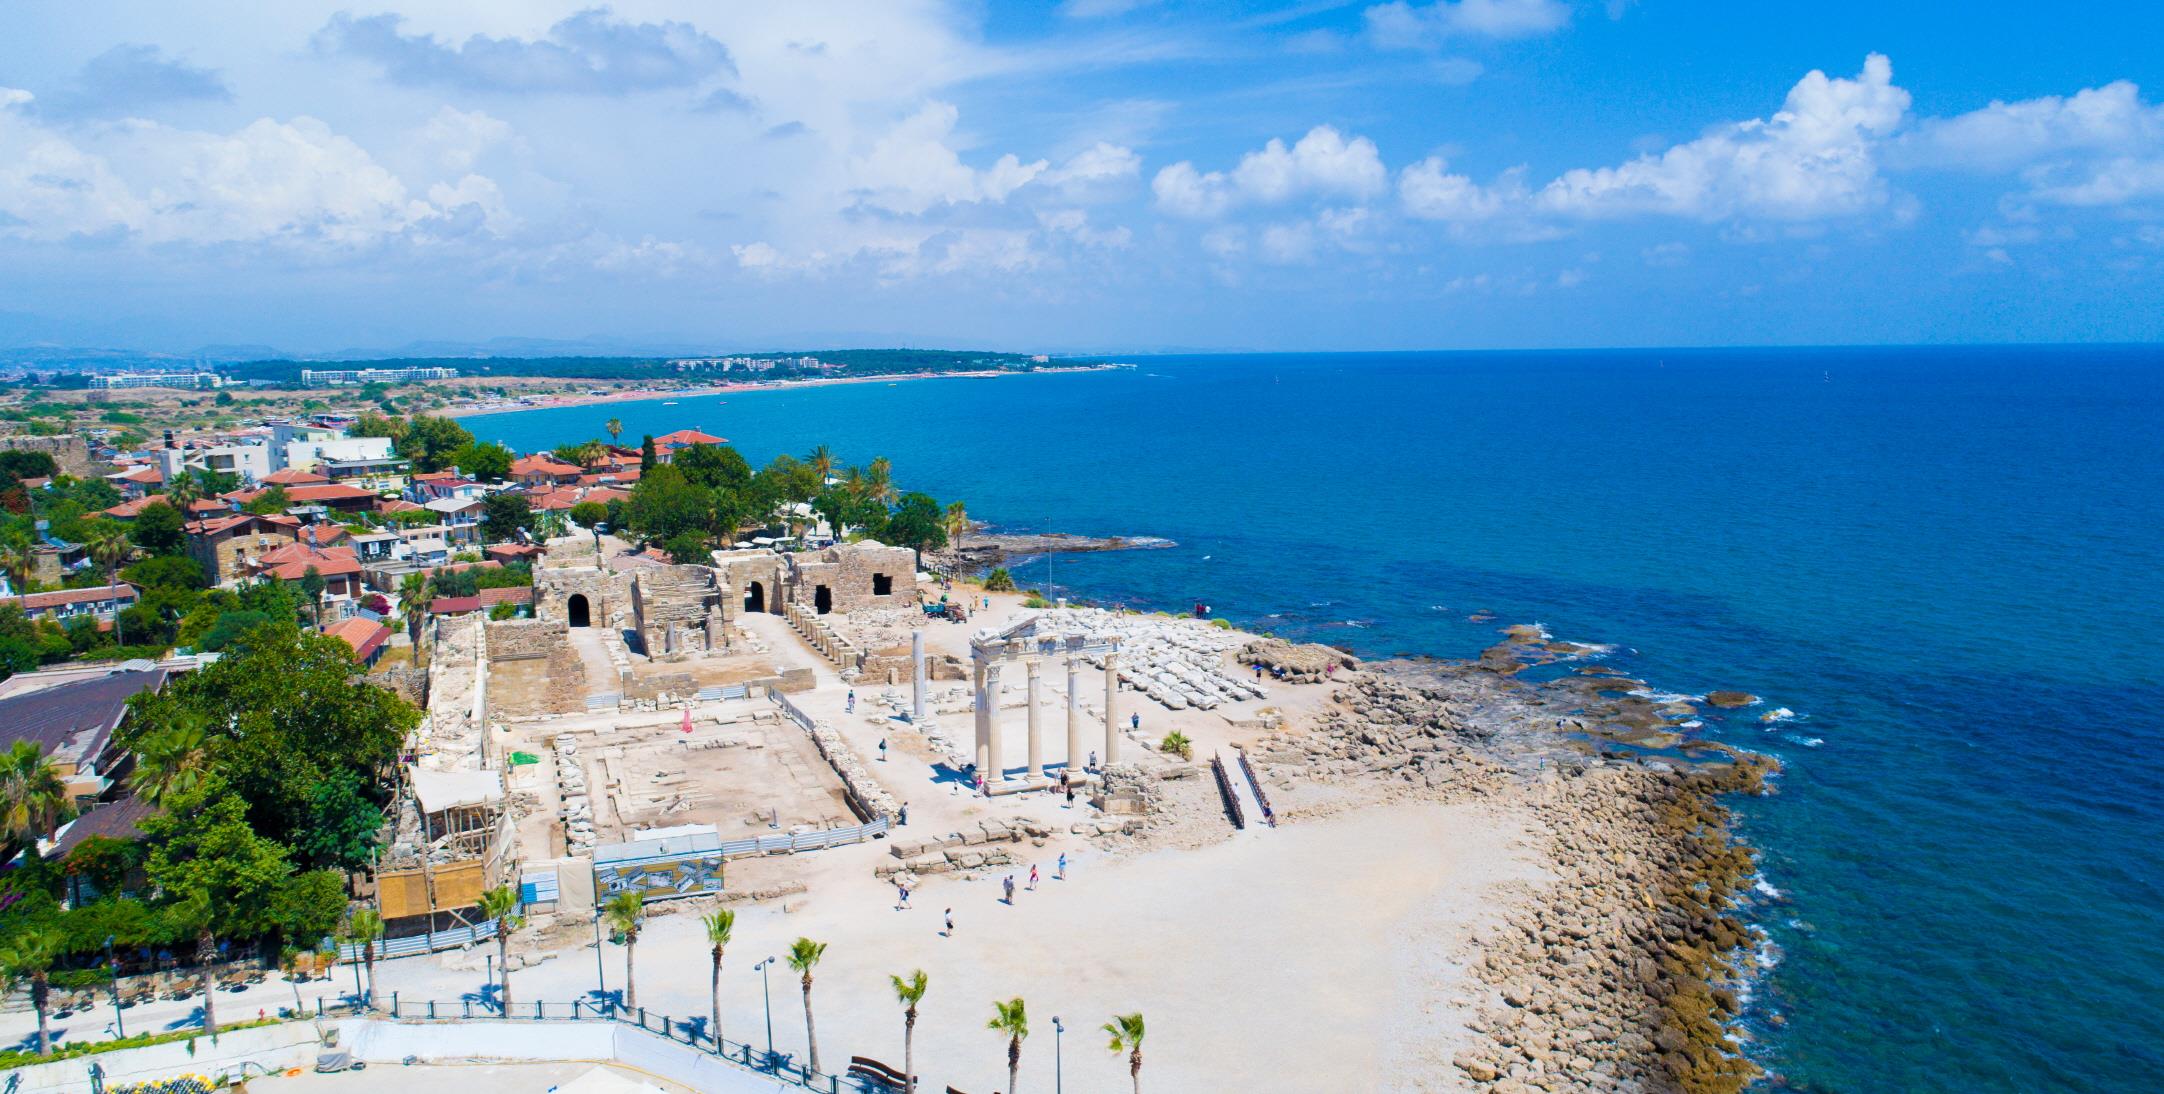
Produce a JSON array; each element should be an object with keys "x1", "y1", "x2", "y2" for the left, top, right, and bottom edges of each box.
[{"x1": 919, "y1": 852, "x2": 1072, "y2": 938}]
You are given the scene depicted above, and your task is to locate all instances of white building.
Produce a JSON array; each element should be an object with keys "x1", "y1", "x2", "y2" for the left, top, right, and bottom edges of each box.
[
  {"x1": 155, "y1": 442, "x2": 273, "y2": 483},
  {"x1": 88, "y1": 371, "x2": 225, "y2": 390},
  {"x1": 269, "y1": 422, "x2": 395, "y2": 473},
  {"x1": 298, "y1": 366, "x2": 458, "y2": 387}
]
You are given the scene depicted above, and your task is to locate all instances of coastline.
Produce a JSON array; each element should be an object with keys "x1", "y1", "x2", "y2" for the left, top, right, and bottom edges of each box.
[{"x1": 440, "y1": 363, "x2": 1122, "y2": 420}]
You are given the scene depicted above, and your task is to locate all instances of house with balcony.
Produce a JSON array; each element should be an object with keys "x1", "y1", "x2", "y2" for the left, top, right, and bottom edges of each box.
[
  {"x1": 1, "y1": 584, "x2": 139, "y2": 627},
  {"x1": 423, "y1": 496, "x2": 484, "y2": 546}
]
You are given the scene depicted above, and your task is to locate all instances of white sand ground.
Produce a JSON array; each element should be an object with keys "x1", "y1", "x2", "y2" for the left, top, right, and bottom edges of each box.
[{"x1": 370, "y1": 800, "x2": 1541, "y2": 1094}]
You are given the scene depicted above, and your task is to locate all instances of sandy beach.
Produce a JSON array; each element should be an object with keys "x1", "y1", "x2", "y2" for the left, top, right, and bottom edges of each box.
[{"x1": 439, "y1": 365, "x2": 1121, "y2": 420}]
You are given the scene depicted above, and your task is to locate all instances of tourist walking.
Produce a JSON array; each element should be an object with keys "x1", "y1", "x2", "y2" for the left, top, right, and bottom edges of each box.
[
  {"x1": 846, "y1": 689, "x2": 856, "y2": 713},
  {"x1": 1002, "y1": 875, "x2": 1016, "y2": 905},
  {"x1": 1056, "y1": 852, "x2": 1067, "y2": 880},
  {"x1": 1064, "y1": 781, "x2": 1076, "y2": 808},
  {"x1": 1088, "y1": 750, "x2": 1097, "y2": 772},
  {"x1": 1028, "y1": 864, "x2": 1039, "y2": 891},
  {"x1": 898, "y1": 801, "x2": 909, "y2": 826},
  {"x1": 895, "y1": 877, "x2": 912, "y2": 911},
  {"x1": 943, "y1": 909, "x2": 954, "y2": 937},
  {"x1": 1131, "y1": 712, "x2": 1140, "y2": 733},
  {"x1": 879, "y1": 738, "x2": 889, "y2": 762}
]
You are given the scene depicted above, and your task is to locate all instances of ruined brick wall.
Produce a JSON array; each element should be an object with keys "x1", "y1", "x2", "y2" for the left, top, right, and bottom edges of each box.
[
  {"x1": 629, "y1": 564, "x2": 729, "y2": 657},
  {"x1": 0, "y1": 433, "x2": 96, "y2": 478},
  {"x1": 785, "y1": 541, "x2": 917, "y2": 614},
  {"x1": 486, "y1": 618, "x2": 568, "y2": 661},
  {"x1": 535, "y1": 567, "x2": 619, "y2": 628},
  {"x1": 714, "y1": 550, "x2": 785, "y2": 615}
]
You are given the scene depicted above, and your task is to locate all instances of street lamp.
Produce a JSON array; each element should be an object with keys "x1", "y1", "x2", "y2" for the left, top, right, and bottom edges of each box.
[
  {"x1": 754, "y1": 956, "x2": 777, "y2": 1066},
  {"x1": 1052, "y1": 1016, "x2": 1065, "y2": 1094},
  {"x1": 593, "y1": 907, "x2": 607, "y2": 1010},
  {"x1": 593, "y1": 522, "x2": 608, "y2": 569},
  {"x1": 105, "y1": 937, "x2": 124, "y2": 1039}
]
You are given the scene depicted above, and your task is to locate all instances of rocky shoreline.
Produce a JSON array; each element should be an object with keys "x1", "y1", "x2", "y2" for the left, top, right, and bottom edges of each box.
[
  {"x1": 1238, "y1": 639, "x2": 1774, "y2": 1093},
  {"x1": 933, "y1": 529, "x2": 1175, "y2": 571}
]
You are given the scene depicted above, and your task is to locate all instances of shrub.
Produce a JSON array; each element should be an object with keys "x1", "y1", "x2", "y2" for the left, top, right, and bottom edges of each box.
[
  {"x1": 982, "y1": 567, "x2": 1015, "y2": 592},
  {"x1": 1210, "y1": 617, "x2": 1234, "y2": 630},
  {"x1": 1159, "y1": 730, "x2": 1193, "y2": 760}
]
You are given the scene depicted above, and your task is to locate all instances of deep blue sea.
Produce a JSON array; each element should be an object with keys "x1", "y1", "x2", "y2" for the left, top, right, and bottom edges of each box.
[{"x1": 472, "y1": 347, "x2": 2164, "y2": 1092}]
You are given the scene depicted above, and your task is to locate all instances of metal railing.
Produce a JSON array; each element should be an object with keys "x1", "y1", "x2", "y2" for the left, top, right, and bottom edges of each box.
[
  {"x1": 1210, "y1": 753, "x2": 1246, "y2": 830},
  {"x1": 1236, "y1": 748, "x2": 1278, "y2": 827},
  {"x1": 335, "y1": 919, "x2": 497, "y2": 963},
  {"x1": 362, "y1": 995, "x2": 875, "y2": 1092}
]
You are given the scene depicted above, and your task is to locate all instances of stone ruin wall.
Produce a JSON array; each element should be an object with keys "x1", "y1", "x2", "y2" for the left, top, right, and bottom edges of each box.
[
  {"x1": 486, "y1": 618, "x2": 589, "y2": 715},
  {"x1": 0, "y1": 433, "x2": 97, "y2": 478},
  {"x1": 788, "y1": 542, "x2": 918, "y2": 614},
  {"x1": 535, "y1": 567, "x2": 620, "y2": 629},
  {"x1": 629, "y1": 564, "x2": 731, "y2": 658}
]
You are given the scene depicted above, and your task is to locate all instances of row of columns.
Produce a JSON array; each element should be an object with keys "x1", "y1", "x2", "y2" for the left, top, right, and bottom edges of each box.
[{"x1": 971, "y1": 650, "x2": 1120, "y2": 789}]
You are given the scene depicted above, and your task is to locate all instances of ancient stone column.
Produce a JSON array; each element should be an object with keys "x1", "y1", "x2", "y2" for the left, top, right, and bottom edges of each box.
[
  {"x1": 972, "y1": 659, "x2": 990, "y2": 778},
  {"x1": 984, "y1": 661, "x2": 1005, "y2": 786},
  {"x1": 1065, "y1": 655, "x2": 1083, "y2": 776},
  {"x1": 912, "y1": 630, "x2": 927, "y2": 723},
  {"x1": 1025, "y1": 658, "x2": 1044, "y2": 780},
  {"x1": 1102, "y1": 649, "x2": 1121, "y2": 766}
]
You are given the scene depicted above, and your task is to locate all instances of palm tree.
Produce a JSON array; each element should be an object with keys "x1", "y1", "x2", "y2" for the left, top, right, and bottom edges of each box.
[
  {"x1": 398, "y1": 571, "x2": 429, "y2": 659},
  {"x1": 944, "y1": 501, "x2": 969, "y2": 552},
  {"x1": 0, "y1": 740, "x2": 71, "y2": 857},
  {"x1": 478, "y1": 886, "x2": 523, "y2": 1011},
  {"x1": 988, "y1": 997, "x2": 1029, "y2": 1094},
  {"x1": 787, "y1": 937, "x2": 827, "y2": 1076},
  {"x1": 605, "y1": 418, "x2": 624, "y2": 446},
  {"x1": 0, "y1": 533, "x2": 32, "y2": 595},
  {"x1": 805, "y1": 445, "x2": 836, "y2": 484},
  {"x1": 340, "y1": 907, "x2": 385, "y2": 1007},
  {"x1": 890, "y1": 969, "x2": 927, "y2": 1094},
  {"x1": 604, "y1": 892, "x2": 644, "y2": 1011},
  {"x1": 87, "y1": 523, "x2": 132, "y2": 643},
  {"x1": 1104, "y1": 1013, "x2": 1146, "y2": 1094},
  {"x1": 864, "y1": 457, "x2": 896, "y2": 505},
  {"x1": 702, "y1": 908, "x2": 735, "y2": 1050},
  {"x1": 164, "y1": 470, "x2": 202, "y2": 512},
  {"x1": 130, "y1": 718, "x2": 211, "y2": 805},
  {"x1": 0, "y1": 933, "x2": 59, "y2": 1056}
]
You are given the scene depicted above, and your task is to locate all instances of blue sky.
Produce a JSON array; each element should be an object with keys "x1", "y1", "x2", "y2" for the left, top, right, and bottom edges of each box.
[{"x1": 4, "y1": 0, "x2": 2163, "y2": 354}]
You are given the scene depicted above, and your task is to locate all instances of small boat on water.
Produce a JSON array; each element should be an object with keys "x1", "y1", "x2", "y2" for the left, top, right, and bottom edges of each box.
[{"x1": 663, "y1": 400, "x2": 679, "y2": 404}]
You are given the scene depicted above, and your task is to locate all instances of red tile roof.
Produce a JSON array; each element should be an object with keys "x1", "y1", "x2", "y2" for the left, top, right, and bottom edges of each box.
[
  {"x1": 260, "y1": 468, "x2": 329, "y2": 485},
  {"x1": 653, "y1": 428, "x2": 726, "y2": 446},
  {"x1": 429, "y1": 595, "x2": 482, "y2": 615},
  {"x1": 101, "y1": 494, "x2": 169, "y2": 519},
  {"x1": 283, "y1": 483, "x2": 377, "y2": 503},
  {"x1": 511, "y1": 454, "x2": 583, "y2": 478},
  {"x1": 526, "y1": 487, "x2": 580, "y2": 511},
  {"x1": 484, "y1": 543, "x2": 544, "y2": 561},
  {"x1": 115, "y1": 467, "x2": 163, "y2": 485},
  {"x1": 580, "y1": 487, "x2": 630, "y2": 505},
  {"x1": 378, "y1": 499, "x2": 426, "y2": 514},
  {"x1": 322, "y1": 617, "x2": 392, "y2": 662},
  {"x1": 252, "y1": 542, "x2": 362, "y2": 580},
  {"x1": 3, "y1": 584, "x2": 138, "y2": 612}
]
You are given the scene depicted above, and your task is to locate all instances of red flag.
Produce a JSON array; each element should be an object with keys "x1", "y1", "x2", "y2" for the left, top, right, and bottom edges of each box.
[{"x1": 681, "y1": 707, "x2": 693, "y2": 734}]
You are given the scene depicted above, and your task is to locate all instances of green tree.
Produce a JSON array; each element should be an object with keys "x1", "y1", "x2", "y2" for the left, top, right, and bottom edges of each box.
[
  {"x1": 983, "y1": 567, "x2": 1015, "y2": 593},
  {"x1": 122, "y1": 554, "x2": 206, "y2": 590},
  {"x1": 673, "y1": 444, "x2": 751, "y2": 494},
  {"x1": 569, "y1": 501, "x2": 608, "y2": 529},
  {"x1": 804, "y1": 445, "x2": 836, "y2": 485},
  {"x1": 129, "y1": 715, "x2": 212, "y2": 805},
  {"x1": 552, "y1": 439, "x2": 606, "y2": 470},
  {"x1": 627, "y1": 464, "x2": 709, "y2": 542},
  {"x1": 0, "y1": 932, "x2": 60, "y2": 1056},
  {"x1": 142, "y1": 779, "x2": 298, "y2": 1038},
  {"x1": 163, "y1": 470, "x2": 203, "y2": 512},
  {"x1": 639, "y1": 434, "x2": 657, "y2": 471},
  {"x1": 449, "y1": 441, "x2": 513, "y2": 482},
  {"x1": 0, "y1": 740, "x2": 71, "y2": 860},
  {"x1": 0, "y1": 532, "x2": 32, "y2": 593},
  {"x1": 663, "y1": 532, "x2": 708, "y2": 564},
  {"x1": 396, "y1": 416, "x2": 474, "y2": 473},
  {"x1": 789, "y1": 938, "x2": 828, "y2": 1076},
  {"x1": 298, "y1": 565, "x2": 327, "y2": 627},
  {"x1": 243, "y1": 484, "x2": 291, "y2": 515},
  {"x1": 703, "y1": 909, "x2": 735, "y2": 1048},
  {"x1": 339, "y1": 907, "x2": 384, "y2": 1006},
  {"x1": 350, "y1": 413, "x2": 407, "y2": 442},
  {"x1": 892, "y1": 969, "x2": 928, "y2": 1094},
  {"x1": 605, "y1": 892, "x2": 644, "y2": 1011},
  {"x1": 944, "y1": 500, "x2": 969, "y2": 551},
  {"x1": 988, "y1": 997, "x2": 1030, "y2": 1094},
  {"x1": 481, "y1": 492, "x2": 534, "y2": 543},
  {"x1": 479, "y1": 886, "x2": 524, "y2": 1011},
  {"x1": 129, "y1": 501, "x2": 186, "y2": 555},
  {"x1": 398, "y1": 571, "x2": 430, "y2": 657},
  {"x1": 291, "y1": 769, "x2": 383, "y2": 871},
  {"x1": 1105, "y1": 1012, "x2": 1147, "y2": 1094},
  {"x1": 604, "y1": 418, "x2": 624, "y2": 446},
  {"x1": 885, "y1": 492, "x2": 948, "y2": 567}
]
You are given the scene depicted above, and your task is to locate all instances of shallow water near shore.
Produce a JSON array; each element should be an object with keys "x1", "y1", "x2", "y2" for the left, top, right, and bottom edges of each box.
[{"x1": 473, "y1": 346, "x2": 2164, "y2": 1092}]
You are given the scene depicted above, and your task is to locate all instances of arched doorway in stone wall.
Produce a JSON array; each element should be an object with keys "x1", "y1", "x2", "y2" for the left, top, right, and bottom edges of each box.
[
  {"x1": 813, "y1": 585, "x2": 832, "y2": 615},
  {"x1": 567, "y1": 593, "x2": 591, "y2": 627},
  {"x1": 745, "y1": 581, "x2": 765, "y2": 615}
]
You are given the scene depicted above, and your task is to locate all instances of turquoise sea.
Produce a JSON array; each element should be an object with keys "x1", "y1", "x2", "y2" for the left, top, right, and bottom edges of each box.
[{"x1": 471, "y1": 347, "x2": 2164, "y2": 1092}]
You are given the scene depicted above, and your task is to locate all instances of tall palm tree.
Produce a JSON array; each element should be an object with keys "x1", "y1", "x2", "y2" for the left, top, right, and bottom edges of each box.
[
  {"x1": 604, "y1": 892, "x2": 644, "y2": 1011},
  {"x1": 0, "y1": 740, "x2": 71, "y2": 857},
  {"x1": 605, "y1": 418, "x2": 624, "y2": 446},
  {"x1": 340, "y1": 907, "x2": 385, "y2": 1006},
  {"x1": 988, "y1": 997, "x2": 1029, "y2": 1094},
  {"x1": 702, "y1": 909, "x2": 735, "y2": 1050},
  {"x1": 164, "y1": 471, "x2": 202, "y2": 512},
  {"x1": 0, "y1": 933, "x2": 59, "y2": 1056},
  {"x1": 943, "y1": 501, "x2": 969, "y2": 552},
  {"x1": 1104, "y1": 1013, "x2": 1147, "y2": 1094},
  {"x1": 805, "y1": 445, "x2": 836, "y2": 484},
  {"x1": 864, "y1": 457, "x2": 896, "y2": 505},
  {"x1": 890, "y1": 969, "x2": 927, "y2": 1094},
  {"x1": 130, "y1": 718, "x2": 211, "y2": 805},
  {"x1": 87, "y1": 523, "x2": 132, "y2": 644},
  {"x1": 478, "y1": 886, "x2": 523, "y2": 1011},
  {"x1": 398, "y1": 571, "x2": 429, "y2": 658},
  {"x1": 787, "y1": 938, "x2": 827, "y2": 1076}
]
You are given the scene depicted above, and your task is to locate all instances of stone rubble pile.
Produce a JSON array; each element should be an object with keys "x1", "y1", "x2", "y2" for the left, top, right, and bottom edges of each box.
[
  {"x1": 804, "y1": 718, "x2": 900, "y2": 821},
  {"x1": 555, "y1": 736, "x2": 597, "y2": 854},
  {"x1": 1239, "y1": 636, "x2": 1359, "y2": 683},
  {"x1": 1036, "y1": 607, "x2": 1267, "y2": 710}
]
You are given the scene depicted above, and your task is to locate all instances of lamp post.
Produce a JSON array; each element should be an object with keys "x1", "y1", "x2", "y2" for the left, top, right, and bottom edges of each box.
[
  {"x1": 593, "y1": 907, "x2": 607, "y2": 1011},
  {"x1": 486, "y1": 953, "x2": 495, "y2": 1012},
  {"x1": 1052, "y1": 1016, "x2": 1065, "y2": 1094},
  {"x1": 754, "y1": 957, "x2": 776, "y2": 1067},
  {"x1": 593, "y1": 522, "x2": 608, "y2": 570},
  {"x1": 105, "y1": 937, "x2": 124, "y2": 1039}
]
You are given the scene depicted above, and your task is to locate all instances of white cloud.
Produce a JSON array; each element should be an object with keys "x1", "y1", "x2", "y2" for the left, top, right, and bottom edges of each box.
[
  {"x1": 1041, "y1": 141, "x2": 1142, "y2": 192},
  {"x1": 418, "y1": 107, "x2": 515, "y2": 173},
  {"x1": 1537, "y1": 54, "x2": 1911, "y2": 221},
  {"x1": 1259, "y1": 221, "x2": 1316, "y2": 263},
  {"x1": 1905, "y1": 81, "x2": 2164, "y2": 171},
  {"x1": 1365, "y1": 0, "x2": 1571, "y2": 49},
  {"x1": 1039, "y1": 208, "x2": 1132, "y2": 249},
  {"x1": 1398, "y1": 157, "x2": 1522, "y2": 221},
  {"x1": 1153, "y1": 125, "x2": 1386, "y2": 217},
  {"x1": 849, "y1": 101, "x2": 1047, "y2": 215}
]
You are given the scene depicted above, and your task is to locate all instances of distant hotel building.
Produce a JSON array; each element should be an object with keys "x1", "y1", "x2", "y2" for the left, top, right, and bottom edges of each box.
[
  {"x1": 88, "y1": 371, "x2": 226, "y2": 390},
  {"x1": 299, "y1": 366, "x2": 460, "y2": 387},
  {"x1": 668, "y1": 355, "x2": 827, "y2": 372}
]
